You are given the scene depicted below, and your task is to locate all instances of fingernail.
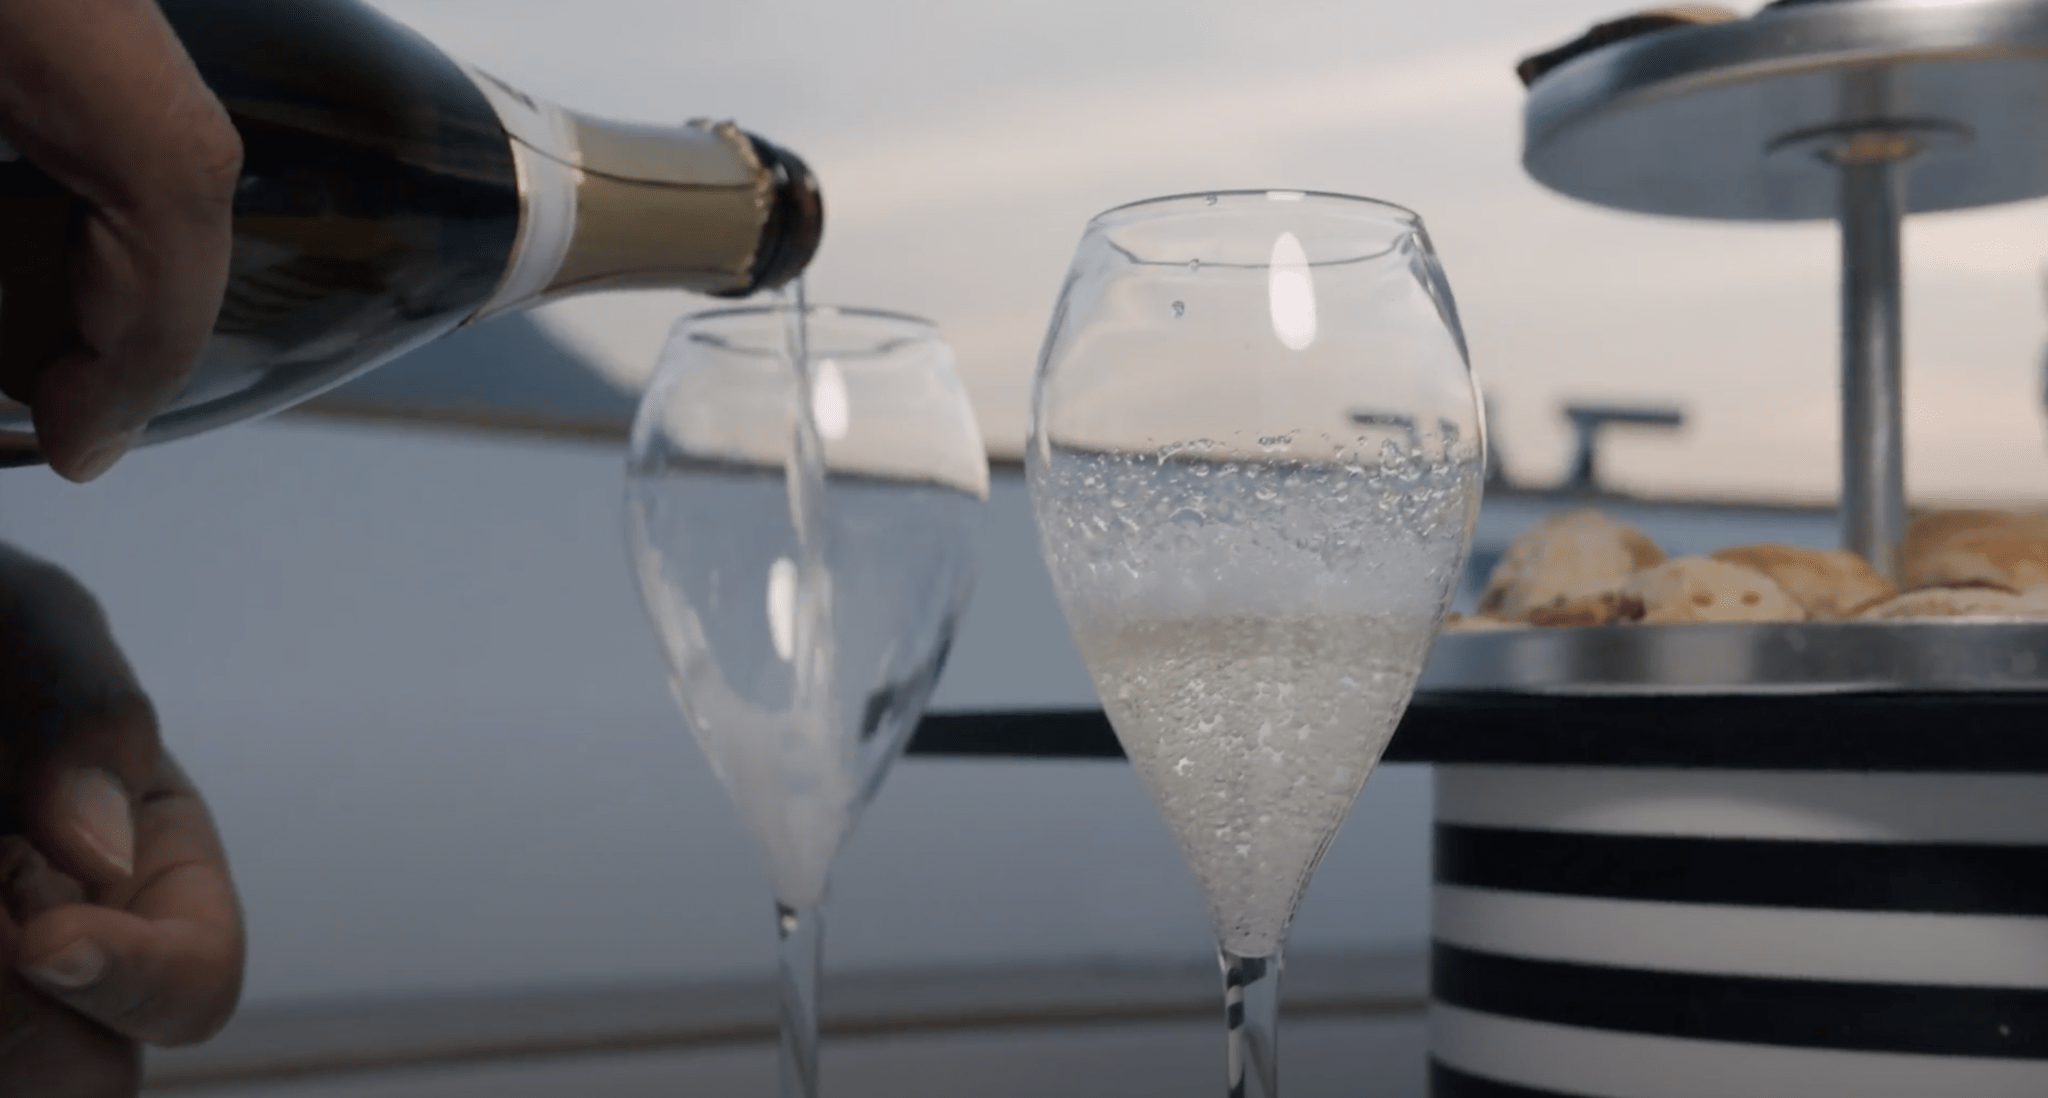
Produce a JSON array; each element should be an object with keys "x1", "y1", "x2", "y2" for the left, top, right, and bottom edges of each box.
[
  {"x1": 70, "y1": 431, "x2": 135, "y2": 482},
  {"x1": 24, "y1": 939, "x2": 107, "y2": 991},
  {"x1": 66, "y1": 769, "x2": 133, "y2": 877}
]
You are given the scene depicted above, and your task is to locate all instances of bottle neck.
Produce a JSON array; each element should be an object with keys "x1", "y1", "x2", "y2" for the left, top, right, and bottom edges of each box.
[{"x1": 457, "y1": 66, "x2": 823, "y2": 319}]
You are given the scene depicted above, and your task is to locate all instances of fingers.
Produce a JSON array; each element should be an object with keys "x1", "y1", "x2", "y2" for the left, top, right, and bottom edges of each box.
[
  {"x1": 31, "y1": 172, "x2": 238, "y2": 482},
  {"x1": 0, "y1": 905, "x2": 141, "y2": 1098},
  {"x1": 16, "y1": 905, "x2": 240, "y2": 1048},
  {"x1": 20, "y1": 710, "x2": 154, "y2": 887},
  {"x1": 0, "y1": 0, "x2": 241, "y2": 481},
  {"x1": 15, "y1": 754, "x2": 241, "y2": 1048},
  {"x1": 0, "y1": 544, "x2": 158, "y2": 886},
  {"x1": 0, "y1": 837, "x2": 85, "y2": 923},
  {"x1": 0, "y1": 971, "x2": 140, "y2": 1098},
  {"x1": 0, "y1": 542, "x2": 245, "y2": 1053}
]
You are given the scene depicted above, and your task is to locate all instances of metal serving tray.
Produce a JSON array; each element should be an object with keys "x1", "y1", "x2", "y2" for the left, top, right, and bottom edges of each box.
[
  {"x1": 1421, "y1": 619, "x2": 2048, "y2": 695},
  {"x1": 1523, "y1": 0, "x2": 2048, "y2": 220}
]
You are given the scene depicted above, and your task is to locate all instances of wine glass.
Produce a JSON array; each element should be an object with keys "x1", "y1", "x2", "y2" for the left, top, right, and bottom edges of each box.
[
  {"x1": 624, "y1": 304, "x2": 988, "y2": 1098},
  {"x1": 1025, "y1": 191, "x2": 1483, "y2": 1096}
]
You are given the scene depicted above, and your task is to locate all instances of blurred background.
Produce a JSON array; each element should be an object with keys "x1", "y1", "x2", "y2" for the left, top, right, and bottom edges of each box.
[
  {"x1": 409, "y1": 0, "x2": 2048, "y2": 503},
  {"x1": 4, "y1": 0, "x2": 2047, "y2": 1092}
]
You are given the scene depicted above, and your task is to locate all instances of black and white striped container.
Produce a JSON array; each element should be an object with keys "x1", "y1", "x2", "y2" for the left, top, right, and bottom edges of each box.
[
  {"x1": 918, "y1": 626, "x2": 2048, "y2": 1094},
  {"x1": 1422, "y1": 737, "x2": 2048, "y2": 1096}
]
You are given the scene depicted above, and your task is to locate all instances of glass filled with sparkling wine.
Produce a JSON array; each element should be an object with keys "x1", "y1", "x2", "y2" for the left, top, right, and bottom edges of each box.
[
  {"x1": 625, "y1": 304, "x2": 987, "y2": 1098},
  {"x1": 1026, "y1": 191, "x2": 1483, "y2": 1097}
]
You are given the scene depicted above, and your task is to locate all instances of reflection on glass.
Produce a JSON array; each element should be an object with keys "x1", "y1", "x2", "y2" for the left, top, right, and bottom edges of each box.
[
  {"x1": 625, "y1": 305, "x2": 988, "y2": 1098},
  {"x1": 1027, "y1": 191, "x2": 1484, "y2": 1097}
]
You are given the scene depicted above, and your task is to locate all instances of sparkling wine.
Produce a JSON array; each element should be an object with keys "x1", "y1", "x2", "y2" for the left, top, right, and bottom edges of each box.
[
  {"x1": 780, "y1": 282, "x2": 837, "y2": 758},
  {"x1": 1077, "y1": 613, "x2": 1429, "y2": 955},
  {"x1": 1033, "y1": 440, "x2": 1479, "y2": 952}
]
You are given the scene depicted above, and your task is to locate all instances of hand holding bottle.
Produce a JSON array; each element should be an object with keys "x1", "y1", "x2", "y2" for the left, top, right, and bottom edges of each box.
[
  {"x1": 0, "y1": 542, "x2": 243, "y2": 1094},
  {"x1": 0, "y1": 0, "x2": 822, "y2": 468},
  {"x1": 0, "y1": 0, "x2": 242, "y2": 482}
]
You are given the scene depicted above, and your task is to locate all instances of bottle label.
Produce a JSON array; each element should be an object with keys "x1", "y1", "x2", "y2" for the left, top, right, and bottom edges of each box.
[{"x1": 456, "y1": 63, "x2": 579, "y2": 320}]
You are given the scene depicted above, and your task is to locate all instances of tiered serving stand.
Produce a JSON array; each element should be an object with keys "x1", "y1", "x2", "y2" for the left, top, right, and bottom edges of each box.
[{"x1": 1418, "y1": 1, "x2": 2048, "y2": 1093}]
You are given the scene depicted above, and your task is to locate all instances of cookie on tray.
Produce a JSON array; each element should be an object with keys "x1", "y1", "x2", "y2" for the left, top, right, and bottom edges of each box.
[
  {"x1": 1478, "y1": 509, "x2": 1665, "y2": 621},
  {"x1": 1444, "y1": 612, "x2": 1521, "y2": 633},
  {"x1": 1709, "y1": 543, "x2": 1895, "y2": 619},
  {"x1": 1857, "y1": 585, "x2": 2041, "y2": 621},
  {"x1": 1903, "y1": 510, "x2": 2048, "y2": 593},
  {"x1": 1516, "y1": 6, "x2": 1741, "y2": 87},
  {"x1": 1526, "y1": 591, "x2": 1647, "y2": 627},
  {"x1": 1623, "y1": 557, "x2": 1803, "y2": 624}
]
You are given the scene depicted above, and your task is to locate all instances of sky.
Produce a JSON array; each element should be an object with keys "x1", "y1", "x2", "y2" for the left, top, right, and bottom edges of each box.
[{"x1": 366, "y1": 0, "x2": 2048, "y2": 504}]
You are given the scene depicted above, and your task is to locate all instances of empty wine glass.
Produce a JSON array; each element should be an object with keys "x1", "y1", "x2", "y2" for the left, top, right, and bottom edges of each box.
[
  {"x1": 625, "y1": 304, "x2": 988, "y2": 1098},
  {"x1": 1026, "y1": 191, "x2": 1483, "y2": 1097}
]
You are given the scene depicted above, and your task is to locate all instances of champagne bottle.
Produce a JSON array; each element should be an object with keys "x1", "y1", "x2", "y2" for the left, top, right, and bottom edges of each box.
[{"x1": 0, "y1": 0, "x2": 823, "y2": 466}]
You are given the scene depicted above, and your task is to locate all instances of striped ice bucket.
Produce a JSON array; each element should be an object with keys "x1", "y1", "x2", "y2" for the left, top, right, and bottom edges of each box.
[{"x1": 1419, "y1": 695, "x2": 2048, "y2": 1098}]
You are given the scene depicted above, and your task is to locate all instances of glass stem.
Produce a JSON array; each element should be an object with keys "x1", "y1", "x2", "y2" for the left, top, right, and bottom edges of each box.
[
  {"x1": 777, "y1": 901, "x2": 824, "y2": 1098},
  {"x1": 1220, "y1": 945, "x2": 1283, "y2": 1098}
]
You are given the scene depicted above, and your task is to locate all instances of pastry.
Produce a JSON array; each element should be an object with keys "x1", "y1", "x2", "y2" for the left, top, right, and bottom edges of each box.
[
  {"x1": 1902, "y1": 510, "x2": 2048, "y2": 592},
  {"x1": 1709, "y1": 543, "x2": 1895, "y2": 619},
  {"x1": 1858, "y1": 586, "x2": 2042, "y2": 621},
  {"x1": 1623, "y1": 557, "x2": 1803, "y2": 624},
  {"x1": 1526, "y1": 591, "x2": 1647, "y2": 628},
  {"x1": 1517, "y1": 6, "x2": 1740, "y2": 87},
  {"x1": 1478, "y1": 509, "x2": 1664, "y2": 621},
  {"x1": 1444, "y1": 612, "x2": 1521, "y2": 633}
]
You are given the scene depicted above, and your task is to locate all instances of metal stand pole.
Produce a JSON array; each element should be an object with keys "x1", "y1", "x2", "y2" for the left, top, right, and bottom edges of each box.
[{"x1": 1837, "y1": 158, "x2": 1908, "y2": 581}]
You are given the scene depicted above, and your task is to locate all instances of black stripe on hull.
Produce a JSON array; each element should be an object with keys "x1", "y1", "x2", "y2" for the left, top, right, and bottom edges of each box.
[
  {"x1": 1396, "y1": 692, "x2": 2048, "y2": 771},
  {"x1": 906, "y1": 693, "x2": 2048, "y2": 770},
  {"x1": 1435, "y1": 824, "x2": 2048, "y2": 915},
  {"x1": 1432, "y1": 943, "x2": 2048, "y2": 1058},
  {"x1": 1430, "y1": 1060, "x2": 1587, "y2": 1098},
  {"x1": 909, "y1": 709, "x2": 1124, "y2": 759}
]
